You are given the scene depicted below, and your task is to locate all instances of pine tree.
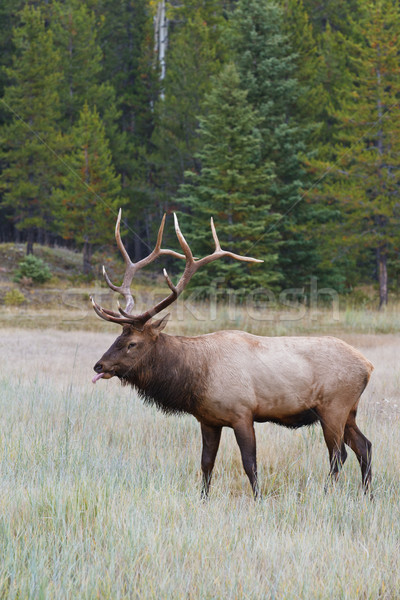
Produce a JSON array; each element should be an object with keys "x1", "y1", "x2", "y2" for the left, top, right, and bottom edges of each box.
[
  {"x1": 55, "y1": 103, "x2": 122, "y2": 274},
  {"x1": 49, "y1": 0, "x2": 123, "y2": 163},
  {"x1": 177, "y1": 63, "x2": 279, "y2": 295},
  {"x1": 91, "y1": 0, "x2": 154, "y2": 143},
  {"x1": 151, "y1": 2, "x2": 228, "y2": 210},
  {"x1": 301, "y1": 0, "x2": 363, "y2": 36},
  {"x1": 279, "y1": 0, "x2": 327, "y2": 135},
  {"x1": 89, "y1": 0, "x2": 160, "y2": 261},
  {"x1": 231, "y1": 0, "x2": 327, "y2": 288},
  {"x1": 0, "y1": 0, "x2": 24, "y2": 126},
  {"x1": 0, "y1": 5, "x2": 63, "y2": 254},
  {"x1": 317, "y1": 0, "x2": 400, "y2": 307},
  {"x1": 0, "y1": 0, "x2": 24, "y2": 243}
]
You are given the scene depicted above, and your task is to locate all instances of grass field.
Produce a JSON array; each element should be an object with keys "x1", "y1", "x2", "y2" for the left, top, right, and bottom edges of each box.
[{"x1": 0, "y1": 322, "x2": 400, "y2": 598}]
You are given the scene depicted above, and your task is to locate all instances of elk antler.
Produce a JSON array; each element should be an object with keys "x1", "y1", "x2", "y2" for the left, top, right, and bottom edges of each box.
[
  {"x1": 91, "y1": 212, "x2": 263, "y2": 328},
  {"x1": 91, "y1": 209, "x2": 185, "y2": 323}
]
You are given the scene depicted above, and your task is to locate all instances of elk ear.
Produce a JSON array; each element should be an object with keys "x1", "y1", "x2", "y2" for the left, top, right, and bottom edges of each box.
[{"x1": 150, "y1": 313, "x2": 170, "y2": 335}]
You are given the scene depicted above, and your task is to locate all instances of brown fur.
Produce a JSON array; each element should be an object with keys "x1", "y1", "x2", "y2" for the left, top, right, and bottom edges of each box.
[
  {"x1": 93, "y1": 321, "x2": 373, "y2": 498},
  {"x1": 123, "y1": 334, "x2": 209, "y2": 415}
]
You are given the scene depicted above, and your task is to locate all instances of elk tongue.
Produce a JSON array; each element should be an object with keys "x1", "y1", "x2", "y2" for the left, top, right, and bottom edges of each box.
[{"x1": 92, "y1": 372, "x2": 104, "y2": 384}]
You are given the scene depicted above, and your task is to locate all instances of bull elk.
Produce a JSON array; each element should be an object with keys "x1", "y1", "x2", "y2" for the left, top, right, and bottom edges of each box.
[{"x1": 91, "y1": 210, "x2": 373, "y2": 498}]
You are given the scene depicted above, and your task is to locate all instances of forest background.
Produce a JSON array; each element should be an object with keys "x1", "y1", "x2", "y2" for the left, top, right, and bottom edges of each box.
[{"x1": 0, "y1": 0, "x2": 399, "y2": 308}]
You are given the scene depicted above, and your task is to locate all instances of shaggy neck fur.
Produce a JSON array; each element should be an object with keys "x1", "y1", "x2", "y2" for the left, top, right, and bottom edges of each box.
[{"x1": 120, "y1": 334, "x2": 208, "y2": 415}]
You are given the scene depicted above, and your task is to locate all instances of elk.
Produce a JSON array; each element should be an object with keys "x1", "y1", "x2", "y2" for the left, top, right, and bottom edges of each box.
[{"x1": 92, "y1": 210, "x2": 373, "y2": 498}]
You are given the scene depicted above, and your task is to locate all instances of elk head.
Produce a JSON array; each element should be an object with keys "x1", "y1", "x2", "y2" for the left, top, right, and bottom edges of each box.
[{"x1": 91, "y1": 210, "x2": 262, "y2": 384}]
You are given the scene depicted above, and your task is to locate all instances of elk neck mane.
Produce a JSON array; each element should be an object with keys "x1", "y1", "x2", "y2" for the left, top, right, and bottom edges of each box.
[{"x1": 120, "y1": 333, "x2": 208, "y2": 416}]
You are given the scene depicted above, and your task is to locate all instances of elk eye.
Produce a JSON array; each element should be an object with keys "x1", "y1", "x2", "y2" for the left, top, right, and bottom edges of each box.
[{"x1": 128, "y1": 342, "x2": 136, "y2": 349}]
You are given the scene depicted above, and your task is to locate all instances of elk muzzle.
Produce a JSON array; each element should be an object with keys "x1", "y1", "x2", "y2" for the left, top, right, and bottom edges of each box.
[{"x1": 92, "y1": 361, "x2": 114, "y2": 383}]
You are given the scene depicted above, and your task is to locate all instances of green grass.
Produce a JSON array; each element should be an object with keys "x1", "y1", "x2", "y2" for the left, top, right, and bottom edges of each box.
[{"x1": 0, "y1": 329, "x2": 399, "y2": 598}]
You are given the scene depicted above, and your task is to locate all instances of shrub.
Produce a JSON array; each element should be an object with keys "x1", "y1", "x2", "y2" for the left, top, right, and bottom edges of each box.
[
  {"x1": 14, "y1": 255, "x2": 52, "y2": 284},
  {"x1": 4, "y1": 289, "x2": 26, "y2": 306}
]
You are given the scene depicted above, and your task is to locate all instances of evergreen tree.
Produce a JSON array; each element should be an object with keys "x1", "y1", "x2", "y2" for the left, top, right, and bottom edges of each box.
[
  {"x1": 0, "y1": 0, "x2": 24, "y2": 243},
  {"x1": 177, "y1": 63, "x2": 279, "y2": 295},
  {"x1": 316, "y1": 0, "x2": 400, "y2": 307},
  {"x1": 89, "y1": 0, "x2": 160, "y2": 261},
  {"x1": 151, "y1": 2, "x2": 228, "y2": 211},
  {"x1": 301, "y1": 0, "x2": 363, "y2": 36},
  {"x1": 50, "y1": 0, "x2": 104, "y2": 127},
  {"x1": 279, "y1": 0, "x2": 327, "y2": 135},
  {"x1": 0, "y1": 5, "x2": 63, "y2": 254},
  {"x1": 231, "y1": 0, "x2": 323, "y2": 288},
  {"x1": 55, "y1": 103, "x2": 122, "y2": 274},
  {"x1": 91, "y1": 0, "x2": 154, "y2": 144},
  {"x1": 0, "y1": 0, "x2": 24, "y2": 126},
  {"x1": 49, "y1": 0, "x2": 123, "y2": 162}
]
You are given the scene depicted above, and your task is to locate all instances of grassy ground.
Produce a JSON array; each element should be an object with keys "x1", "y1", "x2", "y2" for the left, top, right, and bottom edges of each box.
[
  {"x1": 2, "y1": 241, "x2": 400, "y2": 336},
  {"x1": 0, "y1": 326, "x2": 399, "y2": 598},
  {"x1": 2, "y1": 297, "x2": 400, "y2": 336}
]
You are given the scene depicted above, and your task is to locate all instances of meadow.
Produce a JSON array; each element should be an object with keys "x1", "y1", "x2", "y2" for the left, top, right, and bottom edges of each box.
[{"x1": 0, "y1": 306, "x2": 400, "y2": 599}]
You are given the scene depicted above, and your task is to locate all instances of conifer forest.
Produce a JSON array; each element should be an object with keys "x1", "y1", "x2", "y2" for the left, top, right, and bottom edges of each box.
[{"x1": 1, "y1": 0, "x2": 399, "y2": 306}]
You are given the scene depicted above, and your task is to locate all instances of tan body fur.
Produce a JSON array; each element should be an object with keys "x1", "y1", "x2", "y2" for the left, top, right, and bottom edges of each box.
[{"x1": 190, "y1": 332, "x2": 373, "y2": 427}]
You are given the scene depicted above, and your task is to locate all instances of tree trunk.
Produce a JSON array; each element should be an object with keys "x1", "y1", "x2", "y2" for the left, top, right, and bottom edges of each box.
[
  {"x1": 83, "y1": 240, "x2": 92, "y2": 275},
  {"x1": 377, "y1": 247, "x2": 388, "y2": 309},
  {"x1": 154, "y1": 0, "x2": 168, "y2": 99},
  {"x1": 26, "y1": 228, "x2": 34, "y2": 255}
]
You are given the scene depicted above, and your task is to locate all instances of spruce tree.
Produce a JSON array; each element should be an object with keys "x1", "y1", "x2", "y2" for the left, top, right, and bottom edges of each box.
[
  {"x1": 151, "y1": 2, "x2": 228, "y2": 209},
  {"x1": 317, "y1": 0, "x2": 400, "y2": 307},
  {"x1": 0, "y1": 0, "x2": 24, "y2": 243},
  {"x1": 177, "y1": 63, "x2": 279, "y2": 295},
  {"x1": 50, "y1": 0, "x2": 123, "y2": 163},
  {"x1": 0, "y1": 5, "x2": 63, "y2": 254},
  {"x1": 89, "y1": 0, "x2": 160, "y2": 261},
  {"x1": 231, "y1": 0, "x2": 322, "y2": 288},
  {"x1": 279, "y1": 0, "x2": 327, "y2": 135},
  {"x1": 55, "y1": 103, "x2": 122, "y2": 274},
  {"x1": 0, "y1": 0, "x2": 24, "y2": 126},
  {"x1": 301, "y1": 0, "x2": 363, "y2": 36}
]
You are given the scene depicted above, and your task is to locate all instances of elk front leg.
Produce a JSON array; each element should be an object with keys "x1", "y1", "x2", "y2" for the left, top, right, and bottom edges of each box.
[
  {"x1": 233, "y1": 421, "x2": 259, "y2": 499},
  {"x1": 200, "y1": 423, "x2": 222, "y2": 499}
]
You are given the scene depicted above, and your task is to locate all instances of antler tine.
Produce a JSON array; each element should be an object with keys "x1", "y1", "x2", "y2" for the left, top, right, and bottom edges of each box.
[
  {"x1": 136, "y1": 214, "x2": 187, "y2": 265},
  {"x1": 102, "y1": 266, "x2": 120, "y2": 293},
  {"x1": 155, "y1": 214, "x2": 166, "y2": 252},
  {"x1": 210, "y1": 217, "x2": 221, "y2": 252},
  {"x1": 163, "y1": 268, "x2": 178, "y2": 294},
  {"x1": 195, "y1": 218, "x2": 264, "y2": 268},
  {"x1": 91, "y1": 296, "x2": 130, "y2": 324},
  {"x1": 101, "y1": 209, "x2": 186, "y2": 316},
  {"x1": 173, "y1": 213, "x2": 194, "y2": 261},
  {"x1": 115, "y1": 208, "x2": 133, "y2": 268}
]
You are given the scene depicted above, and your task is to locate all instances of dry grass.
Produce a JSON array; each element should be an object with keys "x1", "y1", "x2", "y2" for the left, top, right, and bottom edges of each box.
[
  {"x1": 1, "y1": 294, "x2": 400, "y2": 336},
  {"x1": 0, "y1": 326, "x2": 400, "y2": 598}
]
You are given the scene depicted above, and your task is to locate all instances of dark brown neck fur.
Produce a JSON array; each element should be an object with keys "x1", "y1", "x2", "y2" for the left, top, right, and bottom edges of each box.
[{"x1": 120, "y1": 334, "x2": 208, "y2": 416}]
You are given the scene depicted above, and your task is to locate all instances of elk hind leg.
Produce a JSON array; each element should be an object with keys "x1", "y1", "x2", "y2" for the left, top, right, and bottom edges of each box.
[
  {"x1": 344, "y1": 411, "x2": 372, "y2": 493},
  {"x1": 320, "y1": 417, "x2": 347, "y2": 490},
  {"x1": 233, "y1": 420, "x2": 259, "y2": 499},
  {"x1": 200, "y1": 423, "x2": 222, "y2": 499}
]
